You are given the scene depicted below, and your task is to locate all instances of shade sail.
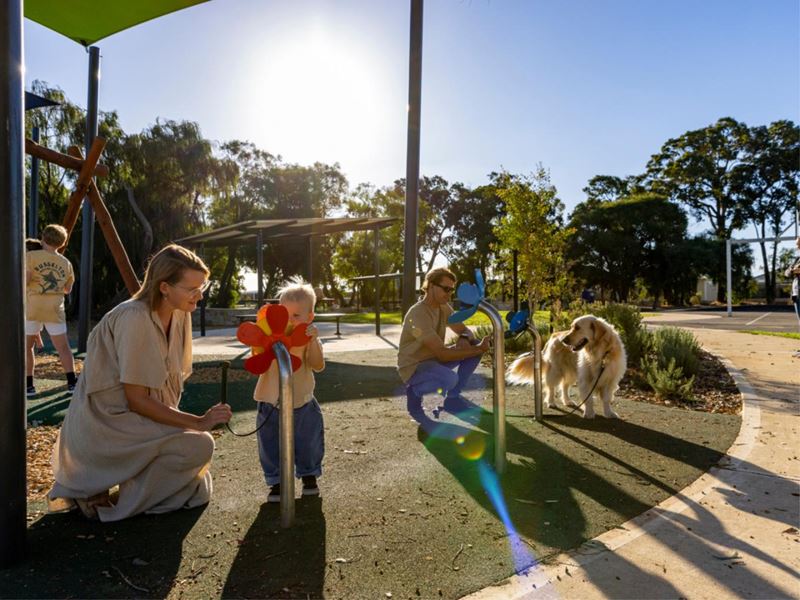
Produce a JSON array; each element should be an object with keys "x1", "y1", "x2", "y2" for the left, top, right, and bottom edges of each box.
[
  {"x1": 24, "y1": 0, "x2": 209, "y2": 46},
  {"x1": 25, "y1": 91, "x2": 59, "y2": 111}
]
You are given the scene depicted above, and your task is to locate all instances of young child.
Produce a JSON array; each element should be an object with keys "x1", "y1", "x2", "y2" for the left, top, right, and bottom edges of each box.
[
  {"x1": 254, "y1": 277, "x2": 326, "y2": 502},
  {"x1": 25, "y1": 224, "x2": 77, "y2": 396}
]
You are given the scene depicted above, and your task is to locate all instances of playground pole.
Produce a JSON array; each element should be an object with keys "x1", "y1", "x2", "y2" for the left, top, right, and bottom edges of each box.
[
  {"x1": 402, "y1": 0, "x2": 423, "y2": 315},
  {"x1": 77, "y1": 46, "x2": 100, "y2": 353},
  {"x1": 275, "y1": 343, "x2": 295, "y2": 528},
  {"x1": 477, "y1": 301, "x2": 507, "y2": 473},
  {"x1": 0, "y1": 0, "x2": 27, "y2": 567}
]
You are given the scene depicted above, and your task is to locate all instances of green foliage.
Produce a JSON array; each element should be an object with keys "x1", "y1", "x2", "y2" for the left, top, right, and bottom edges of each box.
[
  {"x1": 493, "y1": 166, "x2": 573, "y2": 323},
  {"x1": 650, "y1": 327, "x2": 701, "y2": 376},
  {"x1": 641, "y1": 357, "x2": 696, "y2": 402}
]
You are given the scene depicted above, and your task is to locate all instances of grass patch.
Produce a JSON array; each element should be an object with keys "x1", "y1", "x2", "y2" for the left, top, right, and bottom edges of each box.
[
  {"x1": 738, "y1": 330, "x2": 800, "y2": 340},
  {"x1": 340, "y1": 309, "x2": 552, "y2": 327}
]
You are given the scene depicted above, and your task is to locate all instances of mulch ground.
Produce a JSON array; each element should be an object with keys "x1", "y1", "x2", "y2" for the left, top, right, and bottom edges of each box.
[{"x1": 13, "y1": 348, "x2": 742, "y2": 599}]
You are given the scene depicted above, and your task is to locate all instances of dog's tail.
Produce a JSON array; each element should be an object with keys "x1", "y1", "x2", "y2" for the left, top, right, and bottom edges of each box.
[{"x1": 506, "y1": 352, "x2": 537, "y2": 385}]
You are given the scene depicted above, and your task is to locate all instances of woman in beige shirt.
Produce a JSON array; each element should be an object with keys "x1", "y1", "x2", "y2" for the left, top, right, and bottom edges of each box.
[{"x1": 48, "y1": 244, "x2": 232, "y2": 521}]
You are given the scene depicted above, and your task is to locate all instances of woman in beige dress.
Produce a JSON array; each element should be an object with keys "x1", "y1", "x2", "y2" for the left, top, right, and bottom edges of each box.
[{"x1": 48, "y1": 244, "x2": 232, "y2": 521}]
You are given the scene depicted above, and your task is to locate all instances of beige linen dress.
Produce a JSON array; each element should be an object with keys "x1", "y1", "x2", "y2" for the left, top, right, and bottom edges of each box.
[{"x1": 48, "y1": 299, "x2": 215, "y2": 522}]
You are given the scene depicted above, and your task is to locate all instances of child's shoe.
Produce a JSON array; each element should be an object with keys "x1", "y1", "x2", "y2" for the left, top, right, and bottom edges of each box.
[
  {"x1": 267, "y1": 484, "x2": 281, "y2": 503},
  {"x1": 302, "y1": 476, "x2": 319, "y2": 496}
]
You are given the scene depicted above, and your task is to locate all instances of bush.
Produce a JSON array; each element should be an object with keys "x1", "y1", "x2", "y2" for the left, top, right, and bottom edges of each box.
[
  {"x1": 642, "y1": 357, "x2": 695, "y2": 402},
  {"x1": 650, "y1": 327, "x2": 700, "y2": 376}
]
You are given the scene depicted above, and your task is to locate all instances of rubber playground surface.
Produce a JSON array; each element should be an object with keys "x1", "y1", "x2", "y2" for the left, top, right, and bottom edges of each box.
[{"x1": 6, "y1": 349, "x2": 740, "y2": 599}]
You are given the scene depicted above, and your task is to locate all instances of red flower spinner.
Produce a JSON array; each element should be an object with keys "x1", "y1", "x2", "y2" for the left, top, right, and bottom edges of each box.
[{"x1": 236, "y1": 304, "x2": 312, "y2": 375}]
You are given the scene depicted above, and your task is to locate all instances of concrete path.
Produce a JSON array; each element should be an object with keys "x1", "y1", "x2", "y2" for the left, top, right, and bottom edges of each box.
[{"x1": 466, "y1": 328, "x2": 800, "y2": 600}]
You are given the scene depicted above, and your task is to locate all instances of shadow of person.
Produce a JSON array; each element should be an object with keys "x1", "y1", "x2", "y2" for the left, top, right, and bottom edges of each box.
[
  {"x1": 224, "y1": 497, "x2": 326, "y2": 598},
  {"x1": 3, "y1": 506, "x2": 205, "y2": 598}
]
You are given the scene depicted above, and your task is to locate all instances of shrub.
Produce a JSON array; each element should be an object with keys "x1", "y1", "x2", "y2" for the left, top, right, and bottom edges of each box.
[
  {"x1": 650, "y1": 327, "x2": 701, "y2": 377},
  {"x1": 642, "y1": 356, "x2": 695, "y2": 402}
]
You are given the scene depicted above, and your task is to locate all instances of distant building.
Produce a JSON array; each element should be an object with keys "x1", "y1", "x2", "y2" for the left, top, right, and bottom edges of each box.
[{"x1": 696, "y1": 276, "x2": 718, "y2": 303}]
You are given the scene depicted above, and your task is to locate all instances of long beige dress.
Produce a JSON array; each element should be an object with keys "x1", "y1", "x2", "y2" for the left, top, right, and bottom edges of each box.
[{"x1": 48, "y1": 299, "x2": 215, "y2": 522}]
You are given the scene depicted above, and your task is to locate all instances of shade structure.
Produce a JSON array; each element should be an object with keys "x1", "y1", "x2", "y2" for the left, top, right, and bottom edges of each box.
[
  {"x1": 24, "y1": 0, "x2": 209, "y2": 46},
  {"x1": 24, "y1": 91, "x2": 59, "y2": 111}
]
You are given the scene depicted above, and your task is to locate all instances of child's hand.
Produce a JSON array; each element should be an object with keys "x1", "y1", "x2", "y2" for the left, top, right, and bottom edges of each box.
[{"x1": 306, "y1": 324, "x2": 319, "y2": 339}]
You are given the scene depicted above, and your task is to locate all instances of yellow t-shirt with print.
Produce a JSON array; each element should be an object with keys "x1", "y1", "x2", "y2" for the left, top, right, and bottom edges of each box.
[{"x1": 26, "y1": 249, "x2": 74, "y2": 323}]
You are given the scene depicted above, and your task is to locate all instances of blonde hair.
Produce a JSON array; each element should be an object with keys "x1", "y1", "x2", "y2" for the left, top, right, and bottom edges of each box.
[
  {"x1": 422, "y1": 267, "x2": 456, "y2": 292},
  {"x1": 41, "y1": 224, "x2": 68, "y2": 248},
  {"x1": 277, "y1": 276, "x2": 316, "y2": 311},
  {"x1": 133, "y1": 244, "x2": 209, "y2": 310}
]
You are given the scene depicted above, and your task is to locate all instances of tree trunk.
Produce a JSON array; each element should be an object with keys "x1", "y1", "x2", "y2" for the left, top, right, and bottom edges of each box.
[
  {"x1": 124, "y1": 186, "x2": 153, "y2": 271},
  {"x1": 214, "y1": 245, "x2": 237, "y2": 308}
]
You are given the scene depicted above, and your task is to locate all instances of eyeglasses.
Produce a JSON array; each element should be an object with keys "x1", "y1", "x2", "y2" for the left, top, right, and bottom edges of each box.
[
  {"x1": 434, "y1": 283, "x2": 456, "y2": 294},
  {"x1": 169, "y1": 279, "x2": 211, "y2": 296}
]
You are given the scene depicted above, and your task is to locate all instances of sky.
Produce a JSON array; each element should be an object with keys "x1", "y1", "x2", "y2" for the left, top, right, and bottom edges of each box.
[{"x1": 23, "y1": 0, "x2": 800, "y2": 249}]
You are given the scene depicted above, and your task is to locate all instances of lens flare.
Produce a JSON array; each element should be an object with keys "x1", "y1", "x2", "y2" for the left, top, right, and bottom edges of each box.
[
  {"x1": 478, "y1": 461, "x2": 537, "y2": 575},
  {"x1": 455, "y1": 431, "x2": 486, "y2": 460}
]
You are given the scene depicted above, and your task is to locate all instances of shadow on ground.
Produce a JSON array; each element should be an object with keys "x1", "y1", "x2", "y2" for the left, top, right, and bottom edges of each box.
[{"x1": 12, "y1": 349, "x2": 745, "y2": 599}]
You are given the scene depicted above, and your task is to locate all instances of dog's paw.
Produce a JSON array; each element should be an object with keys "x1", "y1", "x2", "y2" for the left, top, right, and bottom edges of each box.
[
  {"x1": 581, "y1": 409, "x2": 595, "y2": 419},
  {"x1": 602, "y1": 409, "x2": 620, "y2": 419}
]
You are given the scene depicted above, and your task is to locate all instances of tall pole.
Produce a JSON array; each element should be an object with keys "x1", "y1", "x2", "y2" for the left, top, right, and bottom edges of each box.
[
  {"x1": 256, "y1": 229, "x2": 264, "y2": 307},
  {"x1": 726, "y1": 239, "x2": 732, "y2": 317},
  {"x1": 402, "y1": 0, "x2": 423, "y2": 315},
  {"x1": 0, "y1": 0, "x2": 27, "y2": 567},
  {"x1": 77, "y1": 46, "x2": 100, "y2": 353},
  {"x1": 28, "y1": 127, "x2": 40, "y2": 238},
  {"x1": 374, "y1": 228, "x2": 381, "y2": 336},
  {"x1": 512, "y1": 249, "x2": 519, "y2": 313}
]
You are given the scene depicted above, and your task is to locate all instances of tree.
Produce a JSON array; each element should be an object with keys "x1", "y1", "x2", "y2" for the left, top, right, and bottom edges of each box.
[
  {"x1": 493, "y1": 167, "x2": 572, "y2": 319},
  {"x1": 646, "y1": 117, "x2": 750, "y2": 300},
  {"x1": 734, "y1": 120, "x2": 800, "y2": 302}
]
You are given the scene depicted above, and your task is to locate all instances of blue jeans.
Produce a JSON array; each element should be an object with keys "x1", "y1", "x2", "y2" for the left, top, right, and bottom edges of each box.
[
  {"x1": 406, "y1": 355, "x2": 482, "y2": 399},
  {"x1": 256, "y1": 398, "x2": 325, "y2": 486}
]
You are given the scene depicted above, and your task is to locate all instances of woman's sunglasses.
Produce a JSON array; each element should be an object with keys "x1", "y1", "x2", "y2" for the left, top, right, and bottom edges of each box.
[{"x1": 434, "y1": 283, "x2": 456, "y2": 294}]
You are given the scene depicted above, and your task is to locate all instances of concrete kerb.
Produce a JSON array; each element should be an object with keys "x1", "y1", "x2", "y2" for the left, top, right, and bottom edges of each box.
[{"x1": 464, "y1": 342, "x2": 781, "y2": 600}]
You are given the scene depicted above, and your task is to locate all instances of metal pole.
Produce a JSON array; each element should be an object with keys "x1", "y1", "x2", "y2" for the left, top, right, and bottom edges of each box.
[
  {"x1": 28, "y1": 127, "x2": 40, "y2": 238},
  {"x1": 0, "y1": 0, "x2": 27, "y2": 567},
  {"x1": 477, "y1": 300, "x2": 506, "y2": 473},
  {"x1": 274, "y1": 342, "x2": 295, "y2": 528},
  {"x1": 528, "y1": 324, "x2": 543, "y2": 422},
  {"x1": 402, "y1": 0, "x2": 423, "y2": 316},
  {"x1": 306, "y1": 236, "x2": 313, "y2": 283},
  {"x1": 374, "y1": 228, "x2": 381, "y2": 336},
  {"x1": 256, "y1": 229, "x2": 264, "y2": 307},
  {"x1": 77, "y1": 46, "x2": 100, "y2": 353},
  {"x1": 197, "y1": 243, "x2": 205, "y2": 336},
  {"x1": 512, "y1": 250, "x2": 518, "y2": 313},
  {"x1": 726, "y1": 238, "x2": 732, "y2": 317}
]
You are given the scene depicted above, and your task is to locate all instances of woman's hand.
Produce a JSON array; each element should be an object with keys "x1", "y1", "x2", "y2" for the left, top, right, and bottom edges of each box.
[{"x1": 198, "y1": 403, "x2": 232, "y2": 431}]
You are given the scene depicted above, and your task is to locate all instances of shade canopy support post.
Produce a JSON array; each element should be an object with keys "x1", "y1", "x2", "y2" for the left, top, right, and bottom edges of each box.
[
  {"x1": 0, "y1": 0, "x2": 26, "y2": 568},
  {"x1": 28, "y1": 127, "x2": 40, "y2": 238},
  {"x1": 256, "y1": 229, "x2": 264, "y2": 307},
  {"x1": 374, "y1": 227, "x2": 381, "y2": 336},
  {"x1": 402, "y1": 0, "x2": 423, "y2": 315},
  {"x1": 77, "y1": 46, "x2": 100, "y2": 353}
]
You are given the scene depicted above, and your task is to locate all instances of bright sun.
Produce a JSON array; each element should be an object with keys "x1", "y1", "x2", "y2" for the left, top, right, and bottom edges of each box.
[{"x1": 243, "y1": 27, "x2": 394, "y2": 169}]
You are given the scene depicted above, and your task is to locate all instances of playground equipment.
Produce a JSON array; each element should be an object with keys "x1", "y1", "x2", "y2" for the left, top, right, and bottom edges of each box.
[
  {"x1": 448, "y1": 271, "x2": 508, "y2": 473},
  {"x1": 505, "y1": 304, "x2": 544, "y2": 422},
  {"x1": 231, "y1": 304, "x2": 313, "y2": 528}
]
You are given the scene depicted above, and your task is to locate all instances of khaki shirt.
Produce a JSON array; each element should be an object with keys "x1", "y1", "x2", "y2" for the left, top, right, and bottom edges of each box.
[
  {"x1": 253, "y1": 340, "x2": 324, "y2": 408},
  {"x1": 397, "y1": 300, "x2": 454, "y2": 382},
  {"x1": 26, "y1": 249, "x2": 74, "y2": 323}
]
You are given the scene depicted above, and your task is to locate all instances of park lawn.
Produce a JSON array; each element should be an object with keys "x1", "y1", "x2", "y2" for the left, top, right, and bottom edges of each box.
[
  {"x1": 339, "y1": 309, "x2": 551, "y2": 326},
  {"x1": 739, "y1": 329, "x2": 800, "y2": 340}
]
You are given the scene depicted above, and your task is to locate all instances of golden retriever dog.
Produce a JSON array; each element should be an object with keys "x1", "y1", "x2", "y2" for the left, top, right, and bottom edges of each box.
[{"x1": 507, "y1": 315, "x2": 626, "y2": 419}]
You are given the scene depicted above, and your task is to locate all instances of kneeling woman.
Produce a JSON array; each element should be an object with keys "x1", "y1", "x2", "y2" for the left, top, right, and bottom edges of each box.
[{"x1": 49, "y1": 244, "x2": 232, "y2": 521}]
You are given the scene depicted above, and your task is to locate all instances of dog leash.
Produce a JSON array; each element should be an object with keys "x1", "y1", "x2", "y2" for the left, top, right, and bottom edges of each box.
[
  {"x1": 218, "y1": 360, "x2": 275, "y2": 437},
  {"x1": 563, "y1": 350, "x2": 610, "y2": 417}
]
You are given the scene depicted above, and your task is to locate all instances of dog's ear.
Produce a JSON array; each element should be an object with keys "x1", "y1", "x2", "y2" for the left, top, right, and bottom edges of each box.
[{"x1": 592, "y1": 318, "x2": 607, "y2": 343}]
